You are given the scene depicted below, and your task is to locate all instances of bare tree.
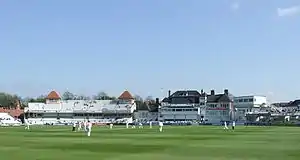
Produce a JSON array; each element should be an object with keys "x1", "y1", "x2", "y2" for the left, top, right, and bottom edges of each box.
[
  {"x1": 134, "y1": 95, "x2": 143, "y2": 102},
  {"x1": 93, "y1": 92, "x2": 110, "y2": 100},
  {"x1": 145, "y1": 96, "x2": 154, "y2": 101},
  {"x1": 62, "y1": 91, "x2": 75, "y2": 100}
]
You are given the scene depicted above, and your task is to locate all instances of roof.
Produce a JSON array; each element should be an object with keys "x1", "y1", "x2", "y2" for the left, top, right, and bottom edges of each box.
[
  {"x1": 272, "y1": 102, "x2": 290, "y2": 107},
  {"x1": 285, "y1": 100, "x2": 300, "y2": 107},
  {"x1": 162, "y1": 97, "x2": 170, "y2": 103},
  {"x1": 207, "y1": 94, "x2": 233, "y2": 103},
  {"x1": 162, "y1": 90, "x2": 203, "y2": 104},
  {"x1": 161, "y1": 90, "x2": 233, "y2": 104},
  {"x1": 170, "y1": 90, "x2": 202, "y2": 97},
  {"x1": 118, "y1": 91, "x2": 134, "y2": 99},
  {"x1": 46, "y1": 91, "x2": 61, "y2": 99}
]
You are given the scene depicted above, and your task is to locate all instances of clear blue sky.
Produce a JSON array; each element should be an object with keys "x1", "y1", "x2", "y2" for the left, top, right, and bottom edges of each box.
[{"x1": 0, "y1": 0, "x2": 300, "y2": 101}]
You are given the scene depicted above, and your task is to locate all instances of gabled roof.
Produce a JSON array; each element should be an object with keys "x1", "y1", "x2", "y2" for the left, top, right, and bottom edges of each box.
[
  {"x1": 170, "y1": 90, "x2": 202, "y2": 97},
  {"x1": 118, "y1": 90, "x2": 134, "y2": 99},
  {"x1": 46, "y1": 91, "x2": 61, "y2": 100},
  {"x1": 207, "y1": 94, "x2": 233, "y2": 103},
  {"x1": 162, "y1": 97, "x2": 170, "y2": 103},
  {"x1": 162, "y1": 90, "x2": 233, "y2": 104},
  {"x1": 285, "y1": 100, "x2": 300, "y2": 107},
  {"x1": 272, "y1": 102, "x2": 290, "y2": 107}
]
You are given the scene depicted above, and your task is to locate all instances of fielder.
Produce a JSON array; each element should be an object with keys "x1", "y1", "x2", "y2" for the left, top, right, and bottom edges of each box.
[
  {"x1": 132, "y1": 124, "x2": 136, "y2": 128},
  {"x1": 158, "y1": 121, "x2": 163, "y2": 132},
  {"x1": 138, "y1": 122, "x2": 143, "y2": 128},
  {"x1": 72, "y1": 122, "x2": 76, "y2": 132},
  {"x1": 126, "y1": 121, "x2": 129, "y2": 128},
  {"x1": 24, "y1": 119, "x2": 30, "y2": 130},
  {"x1": 132, "y1": 121, "x2": 137, "y2": 128},
  {"x1": 149, "y1": 121, "x2": 152, "y2": 129},
  {"x1": 77, "y1": 121, "x2": 82, "y2": 131},
  {"x1": 232, "y1": 121, "x2": 235, "y2": 130},
  {"x1": 87, "y1": 121, "x2": 92, "y2": 136},
  {"x1": 109, "y1": 123, "x2": 113, "y2": 129},
  {"x1": 224, "y1": 121, "x2": 229, "y2": 130},
  {"x1": 83, "y1": 121, "x2": 87, "y2": 132}
]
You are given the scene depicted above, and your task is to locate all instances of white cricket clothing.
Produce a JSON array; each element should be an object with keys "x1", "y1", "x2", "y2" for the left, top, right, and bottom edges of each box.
[
  {"x1": 232, "y1": 121, "x2": 236, "y2": 127},
  {"x1": 126, "y1": 122, "x2": 129, "y2": 128},
  {"x1": 87, "y1": 122, "x2": 92, "y2": 136},
  {"x1": 138, "y1": 123, "x2": 143, "y2": 128},
  {"x1": 110, "y1": 123, "x2": 113, "y2": 129},
  {"x1": 87, "y1": 122, "x2": 92, "y2": 129},
  {"x1": 149, "y1": 121, "x2": 152, "y2": 128},
  {"x1": 159, "y1": 122, "x2": 163, "y2": 132},
  {"x1": 224, "y1": 121, "x2": 229, "y2": 129},
  {"x1": 84, "y1": 122, "x2": 87, "y2": 131},
  {"x1": 24, "y1": 119, "x2": 30, "y2": 130},
  {"x1": 159, "y1": 122, "x2": 163, "y2": 127},
  {"x1": 78, "y1": 122, "x2": 82, "y2": 131}
]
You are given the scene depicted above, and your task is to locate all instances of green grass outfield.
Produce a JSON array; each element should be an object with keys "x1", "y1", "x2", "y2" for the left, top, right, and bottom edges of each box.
[{"x1": 0, "y1": 125, "x2": 299, "y2": 160}]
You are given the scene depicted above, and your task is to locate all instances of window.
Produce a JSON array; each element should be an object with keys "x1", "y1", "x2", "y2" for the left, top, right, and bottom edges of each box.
[
  {"x1": 221, "y1": 104, "x2": 228, "y2": 108},
  {"x1": 244, "y1": 99, "x2": 249, "y2": 102},
  {"x1": 238, "y1": 99, "x2": 243, "y2": 102}
]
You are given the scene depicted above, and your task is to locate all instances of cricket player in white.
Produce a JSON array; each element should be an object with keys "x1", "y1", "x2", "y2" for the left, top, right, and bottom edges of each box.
[
  {"x1": 109, "y1": 123, "x2": 113, "y2": 129},
  {"x1": 87, "y1": 121, "x2": 92, "y2": 136},
  {"x1": 224, "y1": 121, "x2": 229, "y2": 130},
  {"x1": 149, "y1": 121, "x2": 152, "y2": 129},
  {"x1": 126, "y1": 121, "x2": 129, "y2": 128},
  {"x1": 24, "y1": 119, "x2": 30, "y2": 130},
  {"x1": 138, "y1": 122, "x2": 143, "y2": 128},
  {"x1": 78, "y1": 121, "x2": 82, "y2": 131},
  {"x1": 72, "y1": 122, "x2": 76, "y2": 132},
  {"x1": 84, "y1": 121, "x2": 87, "y2": 132},
  {"x1": 232, "y1": 121, "x2": 235, "y2": 130},
  {"x1": 159, "y1": 121, "x2": 163, "y2": 132},
  {"x1": 132, "y1": 121, "x2": 137, "y2": 128}
]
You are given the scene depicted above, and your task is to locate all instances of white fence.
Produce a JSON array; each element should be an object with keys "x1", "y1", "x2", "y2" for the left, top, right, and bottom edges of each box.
[{"x1": 27, "y1": 100, "x2": 136, "y2": 113}]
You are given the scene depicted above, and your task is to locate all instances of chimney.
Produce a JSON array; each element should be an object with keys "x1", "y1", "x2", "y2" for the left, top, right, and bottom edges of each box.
[
  {"x1": 201, "y1": 89, "x2": 203, "y2": 94},
  {"x1": 224, "y1": 89, "x2": 229, "y2": 95},
  {"x1": 168, "y1": 90, "x2": 171, "y2": 97},
  {"x1": 211, "y1": 90, "x2": 215, "y2": 95}
]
